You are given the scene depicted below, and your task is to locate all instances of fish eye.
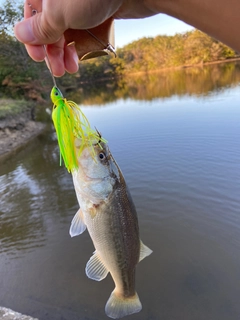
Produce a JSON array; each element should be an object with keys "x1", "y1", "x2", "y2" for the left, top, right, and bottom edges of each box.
[
  {"x1": 55, "y1": 91, "x2": 59, "y2": 96},
  {"x1": 99, "y1": 152, "x2": 106, "y2": 160}
]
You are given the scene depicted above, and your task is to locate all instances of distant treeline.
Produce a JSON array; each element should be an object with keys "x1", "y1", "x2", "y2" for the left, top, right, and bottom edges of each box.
[
  {"x1": 0, "y1": 0, "x2": 239, "y2": 101},
  {"x1": 79, "y1": 30, "x2": 238, "y2": 81}
]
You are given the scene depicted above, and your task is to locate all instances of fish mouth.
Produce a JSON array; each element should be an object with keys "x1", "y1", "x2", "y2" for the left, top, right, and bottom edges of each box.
[{"x1": 84, "y1": 174, "x2": 109, "y2": 181}]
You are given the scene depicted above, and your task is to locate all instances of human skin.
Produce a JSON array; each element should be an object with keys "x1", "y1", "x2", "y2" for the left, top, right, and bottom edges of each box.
[{"x1": 14, "y1": 0, "x2": 240, "y2": 77}]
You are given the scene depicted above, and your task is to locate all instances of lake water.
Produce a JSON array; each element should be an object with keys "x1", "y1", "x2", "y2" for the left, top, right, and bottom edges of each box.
[{"x1": 1, "y1": 61, "x2": 240, "y2": 320}]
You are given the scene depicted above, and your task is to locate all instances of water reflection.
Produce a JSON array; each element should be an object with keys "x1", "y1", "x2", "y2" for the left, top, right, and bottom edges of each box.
[
  {"x1": 0, "y1": 164, "x2": 46, "y2": 255},
  {"x1": 67, "y1": 61, "x2": 240, "y2": 105},
  {"x1": 0, "y1": 129, "x2": 76, "y2": 257},
  {"x1": 1, "y1": 62, "x2": 240, "y2": 320}
]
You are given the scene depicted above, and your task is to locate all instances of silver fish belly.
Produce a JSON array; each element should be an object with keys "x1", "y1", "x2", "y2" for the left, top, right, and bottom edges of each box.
[{"x1": 70, "y1": 141, "x2": 152, "y2": 319}]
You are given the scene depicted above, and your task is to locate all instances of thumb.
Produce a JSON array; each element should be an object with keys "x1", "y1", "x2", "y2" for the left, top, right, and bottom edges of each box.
[{"x1": 14, "y1": 13, "x2": 63, "y2": 45}]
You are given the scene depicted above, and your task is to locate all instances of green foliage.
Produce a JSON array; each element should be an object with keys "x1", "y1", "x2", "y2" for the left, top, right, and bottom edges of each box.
[
  {"x1": 0, "y1": 0, "x2": 52, "y2": 100},
  {"x1": 0, "y1": 0, "x2": 23, "y2": 34}
]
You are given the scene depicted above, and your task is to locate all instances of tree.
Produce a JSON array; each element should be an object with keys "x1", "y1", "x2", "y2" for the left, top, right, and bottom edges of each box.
[
  {"x1": 0, "y1": 0, "x2": 22, "y2": 34},
  {"x1": 0, "y1": 0, "x2": 51, "y2": 100}
]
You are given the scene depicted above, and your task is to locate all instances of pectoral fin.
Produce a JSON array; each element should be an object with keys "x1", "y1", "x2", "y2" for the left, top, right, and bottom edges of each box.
[
  {"x1": 139, "y1": 240, "x2": 153, "y2": 262},
  {"x1": 69, "y1": 208, "x2": 86, "y2": 237},
  {"x1": 86, "y1": 251, "x2": 109, "y2": 281}
]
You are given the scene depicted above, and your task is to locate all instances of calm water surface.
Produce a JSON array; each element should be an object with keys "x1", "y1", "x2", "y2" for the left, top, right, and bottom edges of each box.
[{"x1": 1, "y1": 62, "x2": 240, "y2": 320}]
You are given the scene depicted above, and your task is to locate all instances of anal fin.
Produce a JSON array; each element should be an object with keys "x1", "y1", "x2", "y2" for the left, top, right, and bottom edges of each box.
[
  {"x1": 69, "y1": 208, "x2": 86, "y2": 237},
  {"x1": 86, "y1": 251, "x2": 109, "y2": 281}
]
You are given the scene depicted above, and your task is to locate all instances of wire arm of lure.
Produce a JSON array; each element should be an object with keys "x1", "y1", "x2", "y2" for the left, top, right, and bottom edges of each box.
[{"x1": 85, "y1": 29, "x2": 116, "y2": 57}]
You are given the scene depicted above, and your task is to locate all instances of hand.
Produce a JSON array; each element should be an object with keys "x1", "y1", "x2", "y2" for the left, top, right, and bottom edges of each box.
[{"x1": 14, "y1": 0, "x2": 156, "y2": 77}]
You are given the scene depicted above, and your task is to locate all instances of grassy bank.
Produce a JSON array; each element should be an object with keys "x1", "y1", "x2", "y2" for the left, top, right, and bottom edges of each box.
[{"x1": 0, "y1": 99, "x2": 31, "y2": 120}]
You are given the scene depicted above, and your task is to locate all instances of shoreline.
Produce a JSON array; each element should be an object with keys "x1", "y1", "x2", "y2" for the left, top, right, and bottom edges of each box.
[
  {"x1": 77, "y1": 57, "x2": 240, "y2": 84},
  {"x1": 123, "y1": 56, "x2": 240, "y2": 77},
  {"x1": 0, "y1": 112, "x2": 46, "y2": 163}
]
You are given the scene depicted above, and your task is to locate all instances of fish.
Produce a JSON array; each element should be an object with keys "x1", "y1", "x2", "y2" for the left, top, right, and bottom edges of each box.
[{"x1": 70, "y1": 137, "x2": 152, "y2": 319}]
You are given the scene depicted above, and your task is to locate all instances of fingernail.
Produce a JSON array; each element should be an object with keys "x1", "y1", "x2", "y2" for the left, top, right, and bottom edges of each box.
[
  {"x1": 67, "y1": 41, "x2": 75, "y2": 47},
  {"x1": 15, "y1": 20, "x2": 36, "y2": 43}
]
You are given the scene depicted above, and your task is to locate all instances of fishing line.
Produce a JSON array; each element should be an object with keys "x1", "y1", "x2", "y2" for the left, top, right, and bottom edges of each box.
[{"x1": 42, "y1": 45, "x2": 57, "y2": 87}]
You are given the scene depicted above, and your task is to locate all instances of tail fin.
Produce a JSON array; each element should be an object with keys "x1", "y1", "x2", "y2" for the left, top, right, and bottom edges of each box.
[{"x1": 105, "y1": 290, "x2": 142, "y2": 319}]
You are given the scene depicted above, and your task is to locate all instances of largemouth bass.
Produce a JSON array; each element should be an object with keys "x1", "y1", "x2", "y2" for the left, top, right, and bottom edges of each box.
[{"x1": 70, "y1": 138, "x2": 152, "y2": 319}]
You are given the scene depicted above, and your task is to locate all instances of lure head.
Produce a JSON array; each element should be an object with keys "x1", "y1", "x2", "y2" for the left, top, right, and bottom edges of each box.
[{"x1": 51, "y1": 86, "x2": 64, "y2": 105}]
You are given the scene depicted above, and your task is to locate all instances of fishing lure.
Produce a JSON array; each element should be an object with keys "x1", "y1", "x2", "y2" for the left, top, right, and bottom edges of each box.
[
  {"x1": 51, "y1": 86, "x2": 107, "y2": 172},
  {"x1": 27, "y1": 3, "x2": 109, "y2": 172}
]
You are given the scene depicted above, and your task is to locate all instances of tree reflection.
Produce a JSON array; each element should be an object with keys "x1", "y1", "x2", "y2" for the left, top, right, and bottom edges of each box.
[{"x1": 66, "y1": 61, "x2": 240, "y2": 105}]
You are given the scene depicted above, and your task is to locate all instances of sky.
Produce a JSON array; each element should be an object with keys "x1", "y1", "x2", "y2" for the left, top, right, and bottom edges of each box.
[
  {"x1": 114, "y1": 14, "x2": 194, "y2": 48},
  {"x1": 0, "y1": 0, "x2": 194, "y2": 48}
]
